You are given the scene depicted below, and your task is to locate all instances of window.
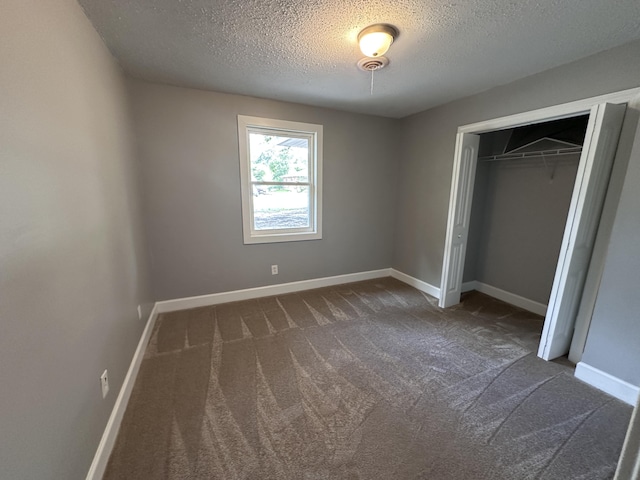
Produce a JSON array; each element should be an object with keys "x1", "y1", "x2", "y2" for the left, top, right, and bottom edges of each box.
[{"x1": 238, "y1": 115, "x2": 323, "y2": 244}]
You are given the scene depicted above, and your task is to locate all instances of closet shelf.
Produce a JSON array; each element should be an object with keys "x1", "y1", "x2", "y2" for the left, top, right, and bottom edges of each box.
[{"x1": 479, "y1": 146, "x2": 583, "y2": 162}]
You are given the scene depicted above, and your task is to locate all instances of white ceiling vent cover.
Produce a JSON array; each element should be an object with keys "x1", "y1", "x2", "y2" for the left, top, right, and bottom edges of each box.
[{"x1": 357, "y1": 57, "x2": 389, "y2": 72}]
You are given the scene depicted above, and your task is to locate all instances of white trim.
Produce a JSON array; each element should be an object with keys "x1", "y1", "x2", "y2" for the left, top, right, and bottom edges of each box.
[
  {"x1": 439, "y1": 132, "x2": 481, "y2": 308},
  {"x1": 615, "y1": 394, "x2": 640, "y2": 480},
  {"x1": 464, "y1": 281, "x2": 548, "y2": 316},
  {"x1": 440, "y1": 87, "x2": 640, "y2": 363},
  {"x1": 570, "y1": 94, "x2": 640, "y2": 365},
  {"x1": 396, "y1": 273, "x2": 547, "y2": 316},
  {"x1": 156, "y1": 269, "x2": 392, "y2": 313},
  {"x1": 575, "y1": 362, "x2": 640, "y2": 406},
  {"x1": 390, "y1": 269, "x2": 440, "y2": 299},
  {"x1": 443, "y1": 89, "x2": 640, "y2": 309},
  {"x1": 237, "y1": 115, "x2": 323, "y2": 244},
  {"x1": 86, "y1": 268, "x2": 392, "y2": 477},
  {"x1": 461, "y1": 281, "x2": 478, "y2": 293},
  {"x1": 539, "y1": 103, "x2": 626, "y2": 361},
  {"x1": 86, "y1": 304, "x2": 159, "y2": 480},
  {"x1": 458, "y1": 87, "x2": 640, "y2": 134}
]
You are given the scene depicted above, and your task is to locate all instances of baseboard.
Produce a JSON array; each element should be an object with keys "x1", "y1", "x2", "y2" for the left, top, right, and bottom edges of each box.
[
  {"x1": 467, "y1": 282, "x2": 548, "y2": 316},
  {"x1": 86, "y1": 304, "x2": 159, "y2": 480},
  {"x1": 86, "y1": 268, "x2": 393, "y2": 478},
  {"x1": 575, "y1": 362, "x2": 640, "y2": 406},
  {"x1": 156, "y1": 269, "x2": 392, "y2": 313},
  {"x1": 390, "y1": 269, "x2": 440, "y2": 299},
  {"x1": 461, "y1": 281, "x2": 478, "y2": 293}
]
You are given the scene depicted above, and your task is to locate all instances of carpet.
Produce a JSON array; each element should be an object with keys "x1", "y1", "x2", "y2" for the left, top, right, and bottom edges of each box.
[{"x1": 104, "y1": 277, "x2": 631, "y2": 479}]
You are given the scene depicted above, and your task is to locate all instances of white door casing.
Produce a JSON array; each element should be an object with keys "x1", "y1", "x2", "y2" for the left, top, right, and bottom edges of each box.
[
  {"x1": 568, "y1": 94, "x2": 640, "y2": 364},
  {"x1": 538, "y1": 102, "x2": 626, "y2": 360},
  {"x1": 440, "y1": 94, "x2": 633, "y2": 363},
  {"x1": 439, "y1": 133, "x2": 480, "y2": 308}
]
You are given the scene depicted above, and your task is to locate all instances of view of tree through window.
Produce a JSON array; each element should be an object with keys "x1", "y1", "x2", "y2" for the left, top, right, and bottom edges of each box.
[
  {"x1": 249, "y1": 132, "x2": 310, "y2": 230},
  {"x1": 238, "y1": 115, "x2": 322, "y2": 244}
]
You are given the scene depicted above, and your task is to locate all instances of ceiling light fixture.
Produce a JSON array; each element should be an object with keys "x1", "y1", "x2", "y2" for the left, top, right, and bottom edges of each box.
[
  {"x1": 356, "y1": 24, "x2": 399, "y2": 95},
  {"x1": 358, "y1": 24, "x2": 398, "y2": 58}
]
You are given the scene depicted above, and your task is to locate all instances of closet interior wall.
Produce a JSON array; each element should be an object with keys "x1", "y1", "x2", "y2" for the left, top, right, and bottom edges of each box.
[{"x1": 463, "y1": 130, "x2": 584, "y2": 307}]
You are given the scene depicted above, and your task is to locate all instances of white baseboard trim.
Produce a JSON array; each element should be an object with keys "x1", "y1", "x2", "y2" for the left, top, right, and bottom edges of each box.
[
  {"x1": 390, "y1": 269, "x2": 440, "y2": 299},
  {"x1": 86, "y1": 269, "x2": 394, "y2": 478},
  {"x1": 575, "y1": 362, "x2": 640, "y2": 406},
  {"x1": 86, "y1": 304, "x2": 159, "y2": 480},
  {"x1": 463, "y1": 281, "x2": 548, "y2": 316},
  {"x1": 461, "y1": 281, "x2": 478, "y2": 293},
  {"x1": 156, "y1": 269, "x2": 392, "y2": 313}
]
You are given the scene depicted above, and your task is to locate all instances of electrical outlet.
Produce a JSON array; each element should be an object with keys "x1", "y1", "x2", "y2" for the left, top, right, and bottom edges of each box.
[
  {"x1": 100, "y1": 370, "x2": 109, "y2": 399},
  {"x1": 271, "y1": 264, "x2": 278, "y2": 275},
  {"x1": 137, "y1": 305, "x2": 142, "y2": 320}
]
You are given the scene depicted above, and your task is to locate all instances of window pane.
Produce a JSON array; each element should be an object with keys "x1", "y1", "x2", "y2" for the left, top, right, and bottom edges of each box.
[
  {"x1": 252, "y1": 185, "x2": 310, "y2": 230},
  {"x1": 249, "y1": 132, "x2": 309, "y2": 183}
]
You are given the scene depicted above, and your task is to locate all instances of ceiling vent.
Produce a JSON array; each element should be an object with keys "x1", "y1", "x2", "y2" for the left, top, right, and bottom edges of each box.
[{"x1": 357, "y1": 57, "x2": 389, "y2": 72}]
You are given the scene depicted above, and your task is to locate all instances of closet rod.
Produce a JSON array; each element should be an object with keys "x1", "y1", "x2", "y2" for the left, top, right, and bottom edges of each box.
[{"x1": 479, "y1": 146, "x2": 583, "y2": 162}]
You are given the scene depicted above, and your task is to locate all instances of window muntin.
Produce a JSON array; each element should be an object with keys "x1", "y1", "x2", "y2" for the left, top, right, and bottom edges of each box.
[{"x1": 238, "y1": 116, "x2": 322, "y2": 244}]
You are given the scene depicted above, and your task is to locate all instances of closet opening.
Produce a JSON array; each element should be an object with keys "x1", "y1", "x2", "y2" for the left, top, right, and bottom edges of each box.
[
  {"x1": 464, "y1": 117, "x2": 589, "y2": 309},
  {"x1": 440, "y1": 102, "x2": 626, "y2": 364},
  {"x1": 461, "y1": 116, "x2": 589, "y2": 361}
]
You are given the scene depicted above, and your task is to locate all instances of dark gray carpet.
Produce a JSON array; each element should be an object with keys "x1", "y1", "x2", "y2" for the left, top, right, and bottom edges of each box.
[{"x1": 105, "y1": 277, "x2": 631, "y2": 479}]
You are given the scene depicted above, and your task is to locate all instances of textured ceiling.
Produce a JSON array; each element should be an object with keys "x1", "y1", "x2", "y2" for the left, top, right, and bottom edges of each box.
[{"x1": 77, "y1": 0, "x2": 640, "y2": 118}]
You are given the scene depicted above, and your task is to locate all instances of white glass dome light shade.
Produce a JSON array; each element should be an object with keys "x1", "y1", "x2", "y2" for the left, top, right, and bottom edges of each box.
[
  {"x1": 358, "y1": 24, "x2": 398, "y2": 58},
  {"x1": 359, "y1": 32, "x2": 392, "y2": 57}
]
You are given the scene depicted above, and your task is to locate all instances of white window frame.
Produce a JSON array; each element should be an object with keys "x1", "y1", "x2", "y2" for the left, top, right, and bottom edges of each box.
[{"x1": 237, "y1": 115, "x2": 323, "y2": 244}]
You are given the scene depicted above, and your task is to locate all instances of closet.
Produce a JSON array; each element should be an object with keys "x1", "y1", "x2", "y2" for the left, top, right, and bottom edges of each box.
[
  {"x1": 441, "y1": 102, "x2": 626, "y2": 362},
  {"x1": 463, "y1": 116, "x2": 590, "y2": 311}
]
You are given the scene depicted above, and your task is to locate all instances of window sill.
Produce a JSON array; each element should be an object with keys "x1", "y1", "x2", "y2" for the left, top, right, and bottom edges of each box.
[{"x1": 243, "y1": 231, "x2": 322, "y2": 245}]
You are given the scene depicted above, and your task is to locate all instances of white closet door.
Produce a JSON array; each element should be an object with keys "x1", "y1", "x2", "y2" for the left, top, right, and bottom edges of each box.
[
  {"x1": 538, "y1": 102, "x2": 626, "y2": 360},
  {"x1": 439, "y1": 133, "x2": 480, "y2": 308}
]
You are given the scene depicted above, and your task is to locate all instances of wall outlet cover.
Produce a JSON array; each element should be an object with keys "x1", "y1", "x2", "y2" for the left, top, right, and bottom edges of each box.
[
  {"x1": 100, "y1": 370, "x2": 109, "y2": 399},
  {"x1": 271, "y1": 265, "x2": 278, "y2": 275}
]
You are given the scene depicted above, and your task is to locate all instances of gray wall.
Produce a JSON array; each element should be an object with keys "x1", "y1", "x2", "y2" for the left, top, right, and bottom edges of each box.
[
  {"x1": 463, "y1": 155, "x2": 580, "y2": 305},
  {"x1": 127, "y1": 80, "x2": 399, "y2": 301},
  {"x1": 394, "y1": 39, "x2": 640, "y2": 288},
  {"x1": 581, "y1": 119, "x2": 640, "y2": 387},
  {"x1": 0, "y1": 1, "x2": 152, "y2": 478},
  {"x1": 2, "y1": 3, "x2": 638, "y2": 477},
  {"x1": 394, "y1": 39, "x2": 640, "y2": 387}
]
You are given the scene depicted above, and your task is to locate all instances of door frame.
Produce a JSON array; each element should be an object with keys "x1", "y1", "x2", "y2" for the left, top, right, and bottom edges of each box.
[
  {"x1": 538, "y1": 102, "x2": 626, "y2": 359},
  {"x1": 439, "y1": 87, "x2": 640, "y2": 359}
]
